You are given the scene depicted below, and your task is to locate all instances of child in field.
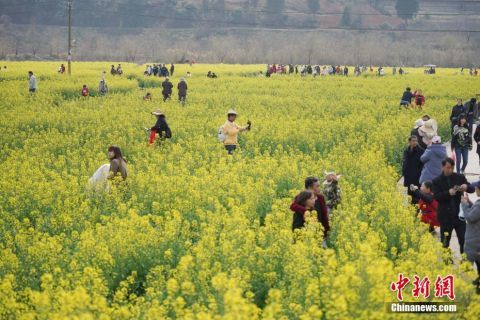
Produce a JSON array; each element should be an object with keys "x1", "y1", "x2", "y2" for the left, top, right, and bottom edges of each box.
[
  {"x1": 413, "y1": 90, "x2": 425, "y2": 109},
  {"x1": 81, "y1": 85, "x2": 89, "y2": 97},
  {"x1": 98, "y1": 79, "x2": 108, "y2": 95},
  {"x1": 143, "y1": 92, "x2": 152, "y2": 101},
  {"x1": 410, "y1": 181, "x2": 439, "y2": 232}
]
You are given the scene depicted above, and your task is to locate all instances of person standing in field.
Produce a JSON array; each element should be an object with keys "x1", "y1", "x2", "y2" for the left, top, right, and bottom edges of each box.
[
  {"x1": 433, "y1": 158, "x2": 474, "y2": 254},
  {"x1": 290, "y1": 190, "x2": 317, "y2": 232},
  {"x1": 81, "y1": 84, "x2": 90, "y2": 97},
  {"x1": 177, "y1": 78, "x2": 187, "y2": 103},
  {"x1": 450, "y1": 99, "x2": 466, "y2": 134},
  {"x1": 28, "y1": 71, "x2": 37, "y2": 94},
  {"x1": 410, "y1": 181, "x2": 439, "y2": 233},
  {"x1": 419, "y1": 136, "x2": 447, "y2": 184},
  {"x1": 290, "y1": 177, "x2": 330, "y2": 240},
  {"x1": 413, "y1": 89, "x2": 425, "y2": 110},
  {"x1": 323, "y1": 172, "x2": 342, "y2": 213},
  {"x1": 460, "y1": 182, "x2": 480, "y2": 294},
  {"x1": 161, "y1": 77, "x2": 173, "y2": 102},
  {"x1": 400, "y1": 87, "x2": 413, "y2": 108},
  {"x1": 403, "y1": 136, "x2": 425, "y2": 205},
  {"x1": 170, "y1": 64, "x2": 175, "y2": 77},
  {"x1": 108, "y1": 146, "x2": 128, "y2": 180},
  {"x1": 98, "y1": 79, "x2": 108, "y2": 96},
  {"x1": 452, "y1": 114, "x2": 472, "y2": 174},
  {"x1": 219, "y1": 109, "x2": 251, "y2": 155},
  {"x1": 148, "y1": 109, "x2": 172, "y2": 144}
]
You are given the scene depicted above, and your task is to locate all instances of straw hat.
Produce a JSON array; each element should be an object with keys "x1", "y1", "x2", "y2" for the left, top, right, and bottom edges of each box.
[
  {"x1": 151, "y1": 109, "x2": 164, "y2": 116},
  {"x1": 227, "y1": 109, "x2": 238, "y2": 116},
  {"x1": 323, "y1": 171, "x2": 341, "y2": 185},
  {"x1": 419, "y1": 119, "x2": 438, "y2": 135}
]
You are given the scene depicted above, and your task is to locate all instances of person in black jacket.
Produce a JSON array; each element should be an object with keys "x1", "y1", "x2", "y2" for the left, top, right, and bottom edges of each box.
[
  {"x1": 450, "y1": 99, "x2": 466, "y2": 134},
  {"x1": 403, "y1": 136, "x2": 425, "y2": 204},
  {"x1": 474, "y1": 126, "x2": 480, "y2": 166},
  {"x1": 452, "y1": 114, "x2": 472, "y2": 174},
  {"x1": 161, "y1": 77, "x2": 173, "y2": 102},
  {"x1": 464, "y1": 98, "x2": 478, "y2": 134},
  {"x1": 432, "y1": 158, "x2": 475, "y2": 253},
  {"x1": 177, "y1": 78, "x2": 187, "y2": 103},
  {"x1": 400, "y1": 87, "x2": 413, "y2": 108},
  {"x1": 148, "y1": 109, "x2": 172, "y2": 144},
  {"x1": 170, "y1": 64, "x2": 175, "y2": 77}
]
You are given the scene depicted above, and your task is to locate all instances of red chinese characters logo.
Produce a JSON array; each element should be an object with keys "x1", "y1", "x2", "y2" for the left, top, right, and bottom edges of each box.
[
  {"x1": 390, "y1": 274, "x2": 455, "y2": 301},
  {"x1": 412, "y1": 275, "x2": 430, "y2": 298},
  {"x1": 390, "y1": 273, "x2": 409, "y2": 301},
  {"x1": 434, "y1": 275, "x2": 455, "y2": 300}
]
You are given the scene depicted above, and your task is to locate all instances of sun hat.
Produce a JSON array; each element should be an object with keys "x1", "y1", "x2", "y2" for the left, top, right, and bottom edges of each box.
[
  {"x1": 414, "y1": 119, "x2": 424, "y2": 129},
  {"x1": 431, "y1": 136, "x2": 442, "y2": 144},
  {"x1": 227, "y1": 109, "x2": 238, "y2": 116},
  {"x1": 419, "y1": 119, "x2": 438, "y2": 135},
  {"x1": 151, "y1": 109, "x2": 164, "y2": 116}
]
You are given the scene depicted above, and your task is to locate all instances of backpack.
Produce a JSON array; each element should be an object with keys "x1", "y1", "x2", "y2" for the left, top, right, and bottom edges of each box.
[{"x1": 218, "y1": 126, "x2": 226, "y2": 143}]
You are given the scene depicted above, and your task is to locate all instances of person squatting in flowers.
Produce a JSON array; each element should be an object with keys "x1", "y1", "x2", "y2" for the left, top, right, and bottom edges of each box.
[{"x1": 148, "y1": 109, "x2": 172, "y2": 145}]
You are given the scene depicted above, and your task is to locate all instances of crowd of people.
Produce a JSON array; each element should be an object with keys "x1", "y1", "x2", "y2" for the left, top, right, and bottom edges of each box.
[
  {"x1": 402, "y1": 96, "x2": 480, "y2": 293},
  {"x1": 144, "y1": 64, "x2": 174, "y2": 77},
  {"x1": 265, "y1": 64, "x2": 405, "y2": 78}
]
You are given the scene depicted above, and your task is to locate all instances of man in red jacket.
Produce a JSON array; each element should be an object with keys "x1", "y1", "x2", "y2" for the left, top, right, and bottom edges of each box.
[{"x1": 290, "y1": 176, "x2": 330, "y2": 240}]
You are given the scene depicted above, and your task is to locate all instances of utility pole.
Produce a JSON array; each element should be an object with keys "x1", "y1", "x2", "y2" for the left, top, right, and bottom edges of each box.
[{"x1": 67, "y1": 0, "x2": 72, "y2": 75}]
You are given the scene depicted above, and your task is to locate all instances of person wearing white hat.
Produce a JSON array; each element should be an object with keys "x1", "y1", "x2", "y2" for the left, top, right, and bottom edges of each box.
[
  {"x1": 411, "y1": 119, "x2": 426, "y2": 149},
  {"x1": 418, "y1": 119, "x2": 438, "y2": 147},
  {"x1": 148, "y1": 109, "x2": 171, "y2": 145},
  {"x1": 322, "y1": 172, "x2": 342, "y2": 212},
  {"x1": 219, "y1": 109, "x2": 251, "y2": 154}
]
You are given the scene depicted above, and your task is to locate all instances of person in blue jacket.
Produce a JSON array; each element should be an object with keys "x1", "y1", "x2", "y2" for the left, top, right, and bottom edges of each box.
[{"x1": 419, "y1": 136, "x2": 447, "y2": 184}]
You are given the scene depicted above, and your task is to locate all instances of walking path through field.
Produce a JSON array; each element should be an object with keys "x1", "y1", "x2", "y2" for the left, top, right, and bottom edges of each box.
[{"x1": 399, "y1": 133, "x2": 480, "y2": 262}]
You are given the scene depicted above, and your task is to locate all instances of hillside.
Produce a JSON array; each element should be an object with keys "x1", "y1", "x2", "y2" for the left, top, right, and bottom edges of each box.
[{"x1": 0, "y1": 0, "x2": 479, "y2": 65}]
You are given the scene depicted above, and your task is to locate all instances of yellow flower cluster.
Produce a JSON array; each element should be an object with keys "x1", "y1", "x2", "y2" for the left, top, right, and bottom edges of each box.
[{"x1": 0, "y1": 62, "x2": 479, "y2": 319}]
